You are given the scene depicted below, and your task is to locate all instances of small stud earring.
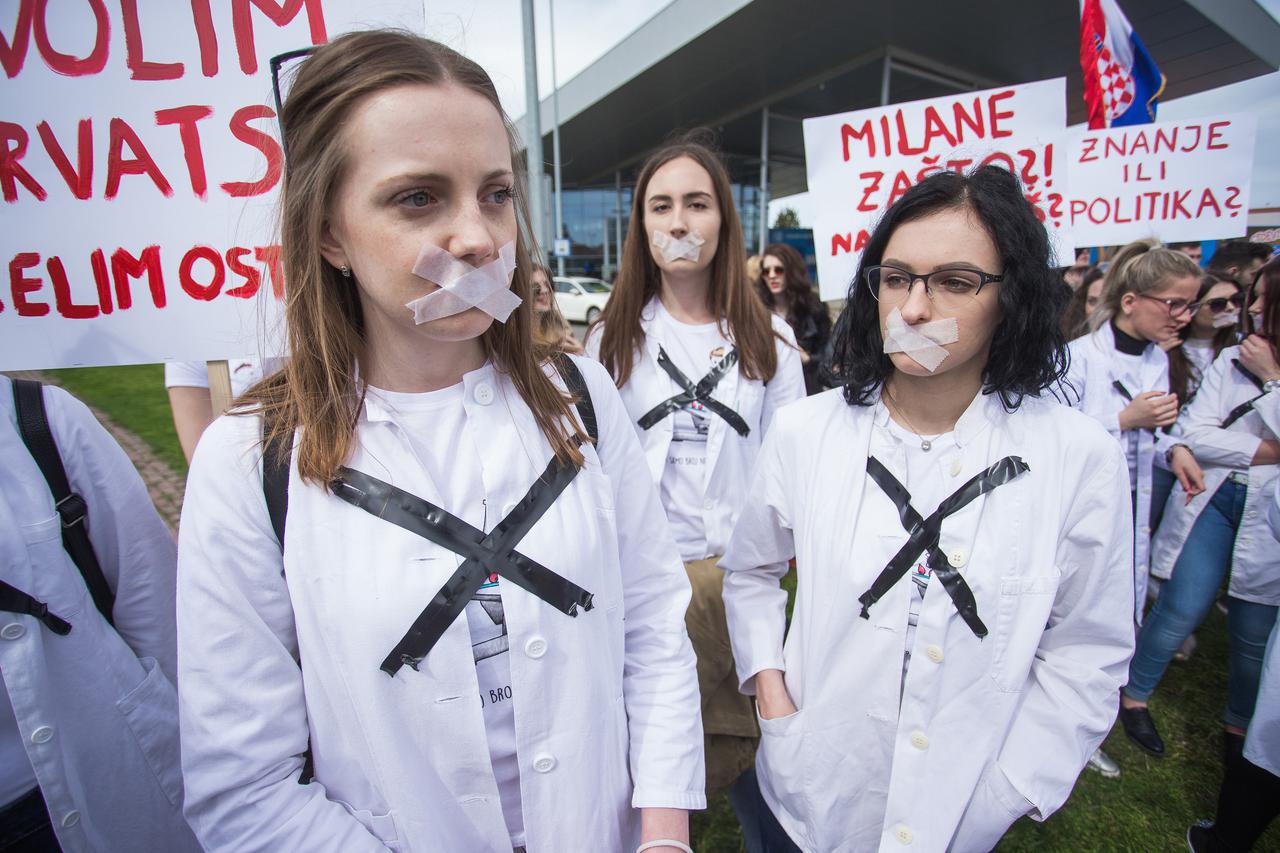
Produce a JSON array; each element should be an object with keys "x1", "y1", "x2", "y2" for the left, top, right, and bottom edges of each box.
[{"x1": 340, "y1": 265, "x2": 351, "y2": 278}]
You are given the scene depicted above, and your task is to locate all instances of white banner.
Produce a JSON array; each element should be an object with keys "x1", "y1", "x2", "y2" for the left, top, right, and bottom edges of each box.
[
  {"x1": 1066, "y1": 114, "x2": 1257, "y2": 246},
  {"x1": 1, "y1": 0, "x2": 423, "y2": 371},
  {"x1": 803, "y1": 78, "x2": 1071, "y2": 301}
]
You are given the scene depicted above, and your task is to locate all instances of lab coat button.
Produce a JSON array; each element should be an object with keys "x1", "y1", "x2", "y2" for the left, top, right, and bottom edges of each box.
[
  {"x1": 948, "y1": 549, "x2": 966, "y2": 568},
  {"x1": 703, "y1": 499, "x2": 714, "y2": 511},
  {"x1": 895, "y1": 825, "x2": 913, "y2": 844},
  {"x1": 533, "y1": 754, "x2": 556, "y2": 773},
  {"x1": 1, "y1": 623, "x2": 24, "y2": 640},
  {"x1": 31, "y1": 726, "x2": 53, "y2": 744},
  {"x1": 910, "y1": 731, "x2": 929, "y2": 750},
  {"x1": 525, "y1": 637, "x2": 548, "y2": 659},
  {"x1": 473, "y1": 383, "x2": 495, "y2": 405},
  {"x1": 925, "y1": 644, "x2": 944, "y2": 663},
  {"x1": 61, "y1": 811, "x2": 80, "y2": 828},
  {"x1": 948, "y1": 457, "x2": 962, "y2": 477}
]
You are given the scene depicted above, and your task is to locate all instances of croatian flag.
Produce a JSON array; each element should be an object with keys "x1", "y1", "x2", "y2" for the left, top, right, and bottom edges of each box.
[{"x1": 1080, "y1": 0, "x2": 1166, "y2": 129}]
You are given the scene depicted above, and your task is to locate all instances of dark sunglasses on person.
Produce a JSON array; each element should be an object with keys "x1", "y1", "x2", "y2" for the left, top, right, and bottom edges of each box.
[
  {"x1": 1201, "y1": 293, "x2": 1245, "y2": 313},
  {"x1": 763, "y1": 265, "x2": 785, "y2": 277}
]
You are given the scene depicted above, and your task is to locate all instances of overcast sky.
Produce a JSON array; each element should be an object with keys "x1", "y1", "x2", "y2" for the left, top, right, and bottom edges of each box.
[{"x1": 423, "y1": 0, "x2": 672, "y2": 118}]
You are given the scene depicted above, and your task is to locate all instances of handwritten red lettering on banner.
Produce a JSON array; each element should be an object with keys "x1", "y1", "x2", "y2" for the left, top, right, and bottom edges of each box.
[
  {"x1": 0, "y1": 0, "x2": 336, "y2": 367},
  {"x1": 823, "y1": 89, "x2": 1065, "y2": 260},
  {"x1": 2, "y1": 244, "x2": 283, "y2": 318},
  {"x1": 802, "y1": 79, "x2": 1069, "y2": 301},
  {"x1": 1, "y1": 0, "x2": 327, "y2": 80},
  {"x1": 1067, "y1": 116, "x2": 1255, "y2": 246},
  {"x1": 1, "y1": 0, "x2": 314, "y2": 205}
]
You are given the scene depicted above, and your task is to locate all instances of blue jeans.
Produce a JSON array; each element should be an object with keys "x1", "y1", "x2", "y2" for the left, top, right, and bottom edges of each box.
[
  {"x1": 1125, "y1": 479, "x2": 1279, "y2": 729},
  {"x1": 727, "y1": 766, "x2": 802, "y2": 853}
]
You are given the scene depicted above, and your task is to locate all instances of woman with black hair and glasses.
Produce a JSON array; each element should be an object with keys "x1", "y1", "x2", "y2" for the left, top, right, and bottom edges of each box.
[{"x1": 719, "y1": 166, "x2": 1135, "y2": 852}]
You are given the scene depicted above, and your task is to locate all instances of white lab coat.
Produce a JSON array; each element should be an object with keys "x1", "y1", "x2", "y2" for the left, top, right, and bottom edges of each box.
[
  {"x1": 0, "y1": 377, "x2": 198, "y2": 852},
  {"x1": 1058, "y1": 324, "x2": 1175, "y2": 621},
  {"x1": 1244, "y1": 476, "x2": 1280, "y2": 776},
  {"x1": 720, "y1": 389, "x2": 1135, "y2": 853},
  {"x1": 584, "y1": 298, "x2": 805, "y2": 556},
  {"x1": 1149, "y1": 346, "x2": 1280, "y2": 603},
  {"x1": 176, "y1": 356, "x2": 704, "y2": 853}
]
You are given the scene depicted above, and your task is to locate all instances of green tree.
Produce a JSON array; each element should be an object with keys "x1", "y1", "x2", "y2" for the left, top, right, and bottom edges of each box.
[{"x1": 772, "y1": 207, "x2": 801, "y2": 229}]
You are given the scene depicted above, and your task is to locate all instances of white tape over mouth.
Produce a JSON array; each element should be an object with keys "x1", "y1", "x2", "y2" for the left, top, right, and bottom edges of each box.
[
  {"x1": 882, "y1": 307, "x2": 960, "y2": 372},
  {"x1": 1212, "y1": 310, "x2": 1240, "y2": 329},
  {"x1": 652, "y1": 230, "x2": 705, "y2": 263},
  {"x1": 407, "y1": 241, "x2": 521, "y2": 324}
]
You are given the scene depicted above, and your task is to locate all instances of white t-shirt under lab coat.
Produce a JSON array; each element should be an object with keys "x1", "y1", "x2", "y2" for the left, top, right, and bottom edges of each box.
[
  {"x1": 365, "y1": 383, "x2": 524, "y2": 848},
  {"x1": 652, "y1": 302, "x2": 735, "y2": 561}
]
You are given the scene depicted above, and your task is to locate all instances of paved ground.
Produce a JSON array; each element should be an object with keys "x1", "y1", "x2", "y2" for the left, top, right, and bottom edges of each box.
[{"x1": 7, "y1": 371, "x2": 185, "y2": 531}]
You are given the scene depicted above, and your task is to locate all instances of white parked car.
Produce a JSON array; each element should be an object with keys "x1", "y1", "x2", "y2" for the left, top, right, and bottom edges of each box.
[{"x1": 553, "y1": 277, "x2": 612, "y2": 324}]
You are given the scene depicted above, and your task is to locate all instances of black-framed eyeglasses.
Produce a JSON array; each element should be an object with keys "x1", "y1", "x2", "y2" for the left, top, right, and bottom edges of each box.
[
  {"x1": 864, "y1": 264, "x2": 1003, "y2": 303},
  {"x1": 1137, "y1": 292, "x2": 1200, "y2": 318},
  {"x1": 1201, "y1": 293, "x2": 1245, "y2": 313},
  {"x1": 269, "y1": 46, "x2": 319, "y2": 164}
]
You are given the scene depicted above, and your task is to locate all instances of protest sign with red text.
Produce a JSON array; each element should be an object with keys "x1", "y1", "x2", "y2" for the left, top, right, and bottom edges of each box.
[
  {"x1": 1066, "y1": 114, "x2": 1256, "y2": 246},
  {"x1": 803, "y1": 78, "x2": 1070, "y2": 301},
  {"x1": 1, "y1": 0, "x2": 422, "y2": 370}
]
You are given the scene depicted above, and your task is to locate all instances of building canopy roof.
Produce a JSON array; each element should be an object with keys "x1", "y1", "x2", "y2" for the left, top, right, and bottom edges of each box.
[{"x1": 519, "y1": 0, "x2": 1280, "y2": 196}]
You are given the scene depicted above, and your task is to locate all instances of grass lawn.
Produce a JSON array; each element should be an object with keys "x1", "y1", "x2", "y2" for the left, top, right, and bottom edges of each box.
[
  {"x1": 692, "y1": 604, "x2": 1280, "y2": 852},
  {"x1": 43, "y1": 363, "x2": 187, "y2": 475}
]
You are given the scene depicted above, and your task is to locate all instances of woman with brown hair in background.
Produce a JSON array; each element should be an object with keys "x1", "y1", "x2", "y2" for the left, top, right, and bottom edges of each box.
[
  {"x1": 1060, "y1": 266, "x2": 1105, "y2": 341},
  {"x1": 174, "y1": 31, "x2": 702, "y2": 853},
  {"x1": 529, "y1": 264, "x2": 583, "y2": 354},
  {"x1": 756, "y1": 243, "x2": 832, "y2": 395},
  {"x1": 587, "y1": 133, "x2": 804, "y2": 852}
]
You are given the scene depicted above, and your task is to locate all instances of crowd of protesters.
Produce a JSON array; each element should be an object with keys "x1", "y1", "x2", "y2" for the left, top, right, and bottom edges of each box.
[{"x1": 3, "y1": 29, "x2": 1279, "y2": 853}]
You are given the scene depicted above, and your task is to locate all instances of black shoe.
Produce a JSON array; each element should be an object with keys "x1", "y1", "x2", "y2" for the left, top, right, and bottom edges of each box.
[
  {"x1": 1187, "y1": 820, "x2": 1229, "y2": 852},
  {"x1": 1119, "y1": 705, "x2": 1166, "y2": 757}
]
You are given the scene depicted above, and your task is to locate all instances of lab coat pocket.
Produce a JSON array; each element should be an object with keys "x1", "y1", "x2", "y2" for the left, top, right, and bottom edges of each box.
[
  {"x1": 989, "y1": 573, "x2": 1059, "y2": 694},
  {"x1": 949, "y1": 762, "x2": 1033, "y2": 853},
  {"x1": 336, "y1": 800, "x2": 401, "y2": 850},
  {"x1": 755, "y1": 706, "x2": 808, "y2": 822},
  {"x1": 116, "y1": 656, "x2": 183, "y2": 807}
]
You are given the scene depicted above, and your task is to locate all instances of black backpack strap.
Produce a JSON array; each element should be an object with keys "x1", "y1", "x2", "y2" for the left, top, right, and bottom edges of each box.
[
  {"x1": 12, "y1": 379, "x2": 115, "y2": 626},
  {"x1": 261, "y1": 410, "x2": 292, "y2": 549},
  {"x1": 0, "y1": 579, "x2": 72, "y2": 635},
  {"x1": 554, "y1": 353, "x2": 598, "y2": 445},
  {"x1": 259, "y1": 410, "x2": 312, "y2": 783}
]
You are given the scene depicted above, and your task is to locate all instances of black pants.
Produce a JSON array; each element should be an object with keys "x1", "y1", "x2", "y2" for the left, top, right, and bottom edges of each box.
[
  {"x1": 1206, "y1": 732, "x2": 1280, "y2": 851},
  {"x1": 0, "y1": 788, "x2": 60, "y2": 852}
]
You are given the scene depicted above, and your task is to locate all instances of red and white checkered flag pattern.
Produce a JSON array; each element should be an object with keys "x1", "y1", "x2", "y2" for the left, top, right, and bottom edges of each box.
[{"x1": 1095, "y1": 45, "x2": 1136, "y2": 122}]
